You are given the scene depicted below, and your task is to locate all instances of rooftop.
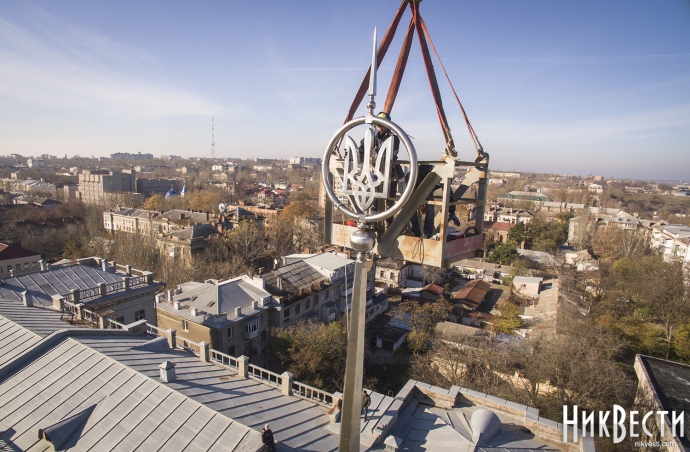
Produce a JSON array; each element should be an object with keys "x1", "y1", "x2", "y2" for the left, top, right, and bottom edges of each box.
[{"x1": 0, "y1": 242, "x2": 40, "y2": 261}]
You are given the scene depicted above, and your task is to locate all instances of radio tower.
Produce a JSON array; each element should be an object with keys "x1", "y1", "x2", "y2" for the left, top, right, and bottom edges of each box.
[{"x1": 211, "y1": 117, "x2": 216, "y2": 160}]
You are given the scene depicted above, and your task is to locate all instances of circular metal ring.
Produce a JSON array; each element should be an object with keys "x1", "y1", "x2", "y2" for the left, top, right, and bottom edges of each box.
[{"x1": 321, "y1": 115, "x2": 418, "y2": 223}]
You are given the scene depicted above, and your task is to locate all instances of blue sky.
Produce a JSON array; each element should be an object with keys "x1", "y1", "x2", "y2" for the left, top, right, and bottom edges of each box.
[{"x1": 1, "y1": 1, "x2": 689, "y2": 181}]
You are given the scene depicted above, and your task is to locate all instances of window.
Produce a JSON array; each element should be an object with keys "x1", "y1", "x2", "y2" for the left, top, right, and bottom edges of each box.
[
  {"x1": 227, "y1": 326, "x2": 234, "y2": 338},
  {"x1": 283, "y1": 308, "x2": 290, "y2": 319},
  {"x1": 116, "y1": 316, "x2": 124, "y2": 324},
  {"x1": 244, "y1": 319, "x2": 259, "y2": 334},
  {"x1": 134, "y1": 310, "x2": 145, "y2": 321},
  {"x1": 305, "y1": 299, "x2": 310, "y2": 309},
  {"x1": 15, "y1": 264, "x2": 20, "y2": 272},
  {"x1": 295, "y1": 303, "x2": 301, "y2": 314},
  {"x1": 228, "y1": 345, "x2": 235, "y2": 356},
  {"x1": 182, "y1": 319, "x2": 189, "y2": 331}
]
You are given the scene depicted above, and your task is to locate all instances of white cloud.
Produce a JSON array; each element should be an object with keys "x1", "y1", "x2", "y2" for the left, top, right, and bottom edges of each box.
[{"x1": 0, "y1": 13, "x2": 222, "y2": 118}]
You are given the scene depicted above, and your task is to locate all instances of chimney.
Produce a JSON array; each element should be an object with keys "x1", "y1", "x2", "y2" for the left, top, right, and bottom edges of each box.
[
  {"x1": 277, "y1": 277, "x2": 282, "y2": 291},
  {"x1": 167, "y1": 289, "x2": 173, "y2": 301},
  {"x1": 235, "y1": 307, "x2": 241, "y2": 317},
  {"x1": 101, "y1": 259, "x2": 108, "y2": 272},
  {"x1": 159, "y1": 361, "x2": 176, "y2": 382},
  {"x1": 252, "y1": 301, "x2": 258, "y2": 310},
  {"x1": 190, "y1": 307, "x2": 198, "y2": 316},
  {"x1": 174, "y1": 301, "x2": 181, "y2": 310},
  {"x1": 40, "y1": 259, "x2": 48, "y2": 271},
  {"x1": 21, "y1": 291, "x2": 33, "y2": 307}
]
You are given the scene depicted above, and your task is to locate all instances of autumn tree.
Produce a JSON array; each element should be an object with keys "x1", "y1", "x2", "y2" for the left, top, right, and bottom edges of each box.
[
  {"x1": 268, "y1": 320, "x2": 348, "y2": 392},
  {"x1": 394, "y1": 298, "x2": 452, "y2": 353}
]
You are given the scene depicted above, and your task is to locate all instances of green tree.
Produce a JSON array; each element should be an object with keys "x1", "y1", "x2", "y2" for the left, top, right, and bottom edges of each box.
[
  {"x1": 487, "y1": 243, "x2": 518, "y2": 265},
  {"x1": 507, "y1": 222, "x2": 527, "y2": 247},
  {"x1": 268, "y1": 320, "x2": 348, "y2": 392}
]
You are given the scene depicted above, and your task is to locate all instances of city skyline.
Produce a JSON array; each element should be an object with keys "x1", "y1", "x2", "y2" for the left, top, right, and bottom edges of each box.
[{"x1": 1, "y1": 1, "x2": 689, "y2": 181}]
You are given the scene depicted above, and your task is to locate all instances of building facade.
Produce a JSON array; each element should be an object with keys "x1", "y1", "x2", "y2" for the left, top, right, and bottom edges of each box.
[{"x1": 155, "y1": 275, "x2": 273, "y2": 364}]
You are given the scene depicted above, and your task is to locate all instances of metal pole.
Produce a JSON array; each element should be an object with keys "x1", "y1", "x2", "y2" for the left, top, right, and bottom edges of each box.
[{"x1": 339, "y1": 229, "x2": 375, "y2": 452}]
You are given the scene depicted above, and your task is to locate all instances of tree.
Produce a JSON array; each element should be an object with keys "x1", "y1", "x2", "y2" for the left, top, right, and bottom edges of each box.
[
  {"x1": 591, "y1": 226, "x2": 647, "y2": 262},
  {"x1": 268, "y1": 320, "x2": 348, "y2": 392},
  {"x1": 394, "y1": 298, "x2": 452, "y2": 353},
  {"x1": 487, "y1": 243, "x2": 518, "y2": 265},
  {"x1": 142, "y1": 194, "x2": 163, "y2": 211},
  {"x1": 489, "y1": 300, "x2": 522, "y2": 334},
  {"x1": 507, "y1": 222, "x2": 528, "y2": 247},
  {"x1": 224, "y1": 221, "x2": 266, "y2": 269}
]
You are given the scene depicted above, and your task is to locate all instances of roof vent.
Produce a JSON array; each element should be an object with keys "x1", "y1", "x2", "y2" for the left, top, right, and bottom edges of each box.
[
  {"x1": 38, "y1": 404, "x2": 97, "y2": 450},
  {"x1": 159, "y1": 361, "x2": 176, "y2": 382},
  {"x1": 190, "y1": 307, "x2": 198, "y2": 316},
  {"x1": 174, "y1": 301, "x2": 181, "y2": 310},
  {"x1": 235, "y1": 307, "x2": 241, "y2": 316}
]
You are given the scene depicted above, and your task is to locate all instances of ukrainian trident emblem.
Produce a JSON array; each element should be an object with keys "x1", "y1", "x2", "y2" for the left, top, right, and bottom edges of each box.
[{"x1": 339, "y1": 128, "x2": 393, "y2": 214}]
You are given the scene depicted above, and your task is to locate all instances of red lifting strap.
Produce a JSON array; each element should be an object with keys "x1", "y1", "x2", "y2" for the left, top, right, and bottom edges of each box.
[
  {"x1": 344, "y1": 0, "x2": 481, "y2": 157},
  {"x1": 410, "y1": 0, "x2": 455, "y2": 156},
  {"x1": 383, "y1": 19, "x2": 414, "y2": 115}
]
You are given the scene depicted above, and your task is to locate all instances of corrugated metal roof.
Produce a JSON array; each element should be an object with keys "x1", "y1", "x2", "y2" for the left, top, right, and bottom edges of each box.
[
  {"x1": 76, "y1": 334, "x2": 342, "y2": 451},
  {"x1": 0, "y1": 335, "x2": 262, "y2": 451},
  {"x1": 0, "y1": 264, "x2": 125, "y2": 305}
]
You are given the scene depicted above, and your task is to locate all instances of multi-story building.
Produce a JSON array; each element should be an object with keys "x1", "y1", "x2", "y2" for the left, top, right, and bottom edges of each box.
[
  {"x1": 650, "y1": 223, "x2": 690, "y2": 264},
  {"x1": 135, "y1": 177, "x2": 181, "y2": 197},
  {"x1": 78, "y1": 169, "x2": 137, "y2": 205},
  {"x1": 0, "y1": 256, "x2": 161, "y2": 325},
  {"x1": 260, "y1": 253, "x2": 378, "y2": 328},
  {"x1": 0, "y1": 242, "x2": 42, "y2": 277},
  {"x1": 155, "y1": 275, "x2": 273, "y2": 363},
  {"x1": 483, "y1": 205, "x2": 533, "y2": 224}
]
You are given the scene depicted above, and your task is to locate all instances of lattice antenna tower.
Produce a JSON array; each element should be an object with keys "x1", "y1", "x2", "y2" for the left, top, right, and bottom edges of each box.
[{"x1": 211, "y1": 117, "x2": 216, "y2": 160}]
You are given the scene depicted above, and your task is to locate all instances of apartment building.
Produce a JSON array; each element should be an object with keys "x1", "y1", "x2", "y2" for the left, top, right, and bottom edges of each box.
[
  {"x1": 650, "y1": 223, "x2": 690, "y2": 264},
  {"x1": 78, "y1": 169, "x2": 137, "y2": 205},
  {"x1": 260, "y1": 253, "x2": 378, "y2": 328},
  {"x1": 155, "y1": 275, "x2": 273, "y2": 364}
]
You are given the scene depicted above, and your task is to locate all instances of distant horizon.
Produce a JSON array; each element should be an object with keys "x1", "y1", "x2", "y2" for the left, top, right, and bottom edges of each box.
[{"x1": 1, "y1": 151, "x2": 687, "y2": 185}]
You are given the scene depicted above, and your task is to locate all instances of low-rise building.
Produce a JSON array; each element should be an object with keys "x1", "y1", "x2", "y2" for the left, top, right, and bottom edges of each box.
[
  {"x1": 375, "y1": 257, "x2": 413, "y2": 289},
  {"x1": 512, "y1": 276, "x2": 543, "y2": 298},
  {"x1": 484, "y1": 205, "x2": 533, "y2": 224},
  {"x1": 156, "y1": 275, "x2": 273, "y2": 364},
  {"x1": 0, "y1": 242, "x2": 42, "y2": 277}
]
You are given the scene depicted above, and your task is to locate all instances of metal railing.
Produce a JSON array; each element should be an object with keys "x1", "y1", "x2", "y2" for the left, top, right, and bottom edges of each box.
[
  {"x1": 247, "y1": 364, "x2": 282, "y2": 388},
  {"x1": 292, "y1": 381, "x2": 335, "y2": 407}
]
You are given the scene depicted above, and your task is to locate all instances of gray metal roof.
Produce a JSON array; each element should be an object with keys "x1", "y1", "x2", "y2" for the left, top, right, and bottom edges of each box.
[
  {"x1": 304, "y1": 253, "x2": 354, "y2": 273},
  {"x1": 76, "y1": 334, "x2": 343, "y2": 451},
  {"x1": 0, "y1": 334, "x2": 262, "y2": 451},
  {"x1": 0, "y1": 299, "x2": 87, "y2": 338},
  {"x1": 159, "y1": 276, "x2": 271, "y2": 327},
  {"x1": 0, "y1": 264, "x2": 125, "y2": 305},
  {"x1": 166, "y1": 223, "x2": 219, "y2": 240},
  {"x1": 110, "y1": 207, "x2": 158, "y2": 218}
]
